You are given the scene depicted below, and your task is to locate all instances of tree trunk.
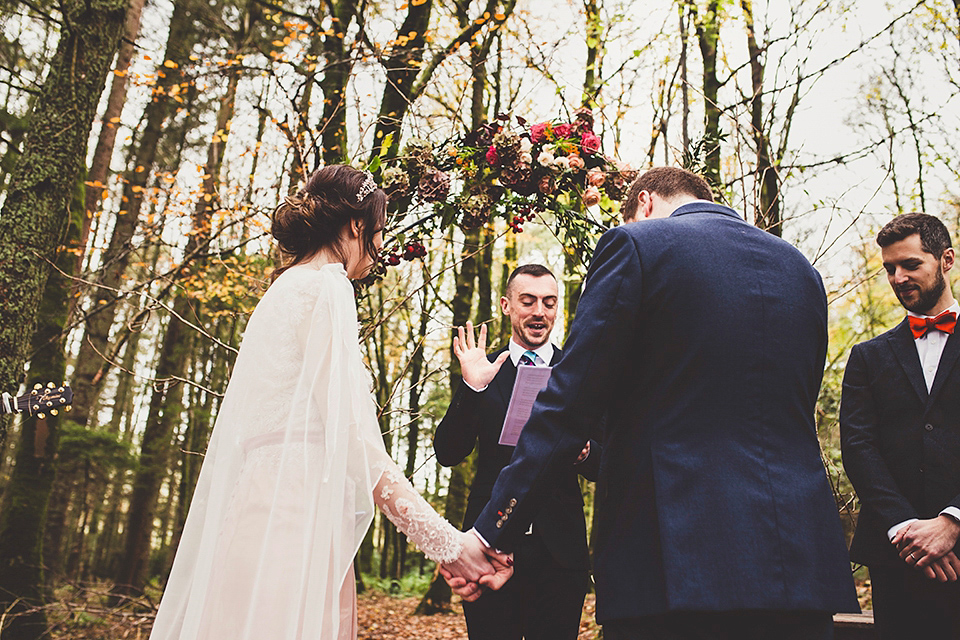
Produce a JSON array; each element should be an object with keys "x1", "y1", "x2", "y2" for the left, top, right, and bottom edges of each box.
[
  {"x1": 320, "y1": 0, "x2": 360, "y2": 164},
  {"x1": 416, "y1": 227, "x2": 480, "y2": 614},
  {"x1": 68, "y1": 0, "x2": 196, "y2": 441},
  {"x1": 690, "y1": 0, "x2": 722, "y2": 189},
  {"x1": 112, "y1": 63, "x2": 238, "y2": 599},
  {"x1": 741, "y1": 0, "x2": 781, "y2": 236},
  {"x1": 79, "y1": 0, "x2": 147, "y2": 271},
  {"x1": 0, "y1": 0, "x2": 125, "y2": 634}
]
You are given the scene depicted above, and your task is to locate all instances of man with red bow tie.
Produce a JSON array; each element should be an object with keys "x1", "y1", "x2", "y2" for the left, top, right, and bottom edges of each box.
[{"x1": 841, "y1": 212, "x2": 960, "y2": 638}]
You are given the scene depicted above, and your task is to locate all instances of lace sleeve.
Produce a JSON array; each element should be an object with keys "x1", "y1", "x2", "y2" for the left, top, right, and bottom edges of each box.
[{"x1": 372, "y1": 456, "x2": 464, "y2": 565}]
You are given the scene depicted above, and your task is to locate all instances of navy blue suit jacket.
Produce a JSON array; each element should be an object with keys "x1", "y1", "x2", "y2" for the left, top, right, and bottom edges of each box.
[
  {"x1": 472, "y1": 202, "x2": 860, "y2": 622},
  {"x1": 434, "y1": 345, "x2": 599, "y2": 570},
  {"x1": 840, "y1": 319, "x2": 960, "y2": 567}
]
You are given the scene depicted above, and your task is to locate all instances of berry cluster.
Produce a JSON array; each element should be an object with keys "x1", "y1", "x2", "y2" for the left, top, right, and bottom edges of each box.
[
  {"x1": 383, "y1": 240, "x2": 427, "y2": 266},
  {"x1": 509, "y1": 204, "x2": 538, "y2": 233}
]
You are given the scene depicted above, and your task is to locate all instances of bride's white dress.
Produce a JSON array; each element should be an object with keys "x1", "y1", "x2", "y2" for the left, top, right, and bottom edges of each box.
[{"x1": 150, "y1": 263, "x2": 463, "y2": 640}]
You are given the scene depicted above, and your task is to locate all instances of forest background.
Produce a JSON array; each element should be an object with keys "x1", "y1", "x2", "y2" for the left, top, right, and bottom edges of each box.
[{"x1": 0, "y1": 0, "x2": 958, "y2": 637}]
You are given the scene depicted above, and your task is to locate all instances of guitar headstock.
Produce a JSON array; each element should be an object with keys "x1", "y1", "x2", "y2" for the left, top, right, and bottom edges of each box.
[{"x1": 1, "y1": 382, "x2": 73, "y2": 418}]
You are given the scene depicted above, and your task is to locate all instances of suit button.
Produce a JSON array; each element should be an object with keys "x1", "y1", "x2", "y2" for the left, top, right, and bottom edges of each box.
[
  {"x1": 505, "y1": 507, "x2": 513, "y2": 514},
  {"x1": 496, "y1": 521, "x2": 503, "y2": 528},
  {"x1": 920, "y1": 464, "x2": 926, "y2": 473},
  {"x1": 925, "y1": 423, "x2": 934, "y2": 431},
  {"x1": 509, "y1": 498, "x2": 517, "y2": 507}
]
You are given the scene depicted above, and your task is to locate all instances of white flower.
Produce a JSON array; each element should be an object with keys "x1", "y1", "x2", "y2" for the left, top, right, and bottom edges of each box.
[
  {"x1": 519, "y1": 152, "x2": 533, "y2": 164},
  {"x1": 554, "y1": 156, "x2": 570, "y2": 171},
  {"x1": 537, "y1": 151, "x2": 555, "y2": 166},
  {"x1": 520, "y1": 138, "x2": 533, "y2": 153}
]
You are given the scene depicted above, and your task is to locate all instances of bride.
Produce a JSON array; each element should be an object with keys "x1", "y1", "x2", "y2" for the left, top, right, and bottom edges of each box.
[{"x1": 150, "y1": 165, "x2": 510, "y2": 640}]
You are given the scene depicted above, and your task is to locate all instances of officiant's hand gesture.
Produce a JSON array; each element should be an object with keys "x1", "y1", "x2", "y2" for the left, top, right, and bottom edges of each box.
[{"x1": 454, "y1": 321, "x2": 510, "y2": 390}]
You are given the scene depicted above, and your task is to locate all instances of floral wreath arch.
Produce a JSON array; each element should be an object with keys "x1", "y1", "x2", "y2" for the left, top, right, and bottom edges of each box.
[{"x1": 373, "y1": 108, "x2": 637, "y2": 268}]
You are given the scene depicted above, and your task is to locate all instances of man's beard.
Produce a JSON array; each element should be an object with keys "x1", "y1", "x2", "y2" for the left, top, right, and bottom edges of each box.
[{"x1": 897, "y1": 269, "x2": 946, "y2": 314}]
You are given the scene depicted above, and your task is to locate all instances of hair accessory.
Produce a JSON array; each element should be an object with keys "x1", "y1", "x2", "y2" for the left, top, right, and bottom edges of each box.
[{"x1": 356, "y1": 171, "x2": 377, "y2": 202}]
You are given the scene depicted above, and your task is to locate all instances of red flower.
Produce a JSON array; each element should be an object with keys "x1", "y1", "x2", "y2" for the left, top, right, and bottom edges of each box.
[
  {"x1": 553, "y1": 123, "x2": 573, "y2": 139},
  {"x1": 580, "y1": 131, "x2": 601, "y2": 154},
  {"x1": 530, "y1": 122, "x2": 550, "y2": 144},
  {"x1": 485, "y1": 145, "x2": 499, "y2": 165}
]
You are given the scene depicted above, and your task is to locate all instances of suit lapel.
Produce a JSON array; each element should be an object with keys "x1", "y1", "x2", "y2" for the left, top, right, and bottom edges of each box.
[
  {"x1": 492, "y1": 353, "x2": 517, "y2": 408},
  {"x1": 888, "y1": 319, "x2": 928, "y2": 404},
  {"x1": 927, "y1": 330, "x2": 960, "y2": 408}
]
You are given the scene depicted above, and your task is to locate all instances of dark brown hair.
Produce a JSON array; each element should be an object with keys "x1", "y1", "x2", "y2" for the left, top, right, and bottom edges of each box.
[
  {"x1": 505, "y1": 264, "x2": 556, "y2": 296},
  {"x1": 622, "y1": 167, "x2": 714, "y2": 220},
  {"x1": 876, "y1": 212, "x2": 952, "y2": 256},
  {"x1": 271, "y1": 165, "x2": 386, "y2": 279}
]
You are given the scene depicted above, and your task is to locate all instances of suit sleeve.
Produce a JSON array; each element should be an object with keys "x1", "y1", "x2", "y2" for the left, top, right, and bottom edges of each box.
[
  {"x1": 840, "y1": 344, "x2": 918, "y2": 530},
  {"x1": 473, "y1": 228, "x2": 644, "y2": 550},
  {"x1": 433, "y1": 378, "x2": 484, "y2": 467}
]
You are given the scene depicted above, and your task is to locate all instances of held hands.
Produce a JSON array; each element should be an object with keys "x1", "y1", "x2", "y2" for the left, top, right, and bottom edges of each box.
[
  {"x1": 439, "y1": 531, "x2": 514, "y2": 601},
  {"x1": 893, "y1": 515, "x2": 960, "y2": 581},
  {"x1": 453, "y1": 321, "x2": 510, "y2": 390}
]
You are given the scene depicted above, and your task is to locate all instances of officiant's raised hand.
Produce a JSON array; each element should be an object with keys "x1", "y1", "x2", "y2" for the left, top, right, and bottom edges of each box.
[
  {"x1": 454, "y1": 321, "x2": 510, "y2": 389},
  {"x1": 439, "y1": 531, "x2": 514, "y2": 601}
]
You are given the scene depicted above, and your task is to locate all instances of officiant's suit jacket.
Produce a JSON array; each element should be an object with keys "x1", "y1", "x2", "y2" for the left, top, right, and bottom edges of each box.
[
  {"x1": 840, "y1": 319, "x2": 960, "y2": 568},
  {"x1": 434, "y1": 345, "x2": 600, "y2": 571},
  {"x1": 472, "y1": 202, "x2": 860, "y2": 624}
]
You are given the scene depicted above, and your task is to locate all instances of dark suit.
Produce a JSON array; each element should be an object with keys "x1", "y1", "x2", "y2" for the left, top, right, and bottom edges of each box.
[
  {"x1": 434, "y1": 345, "x2": 599, "y2": 640},
  {"x1": 840, "y1": 319, "x2": 960, "y2": 637},
  {"x1": 471, "y1": 202, "x2": 860, "y2": 635}
]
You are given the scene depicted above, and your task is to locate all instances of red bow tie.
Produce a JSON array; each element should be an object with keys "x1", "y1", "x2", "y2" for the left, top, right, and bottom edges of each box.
[{"x1": 908, "y1": 310, "x2": 957, "y2": 339}]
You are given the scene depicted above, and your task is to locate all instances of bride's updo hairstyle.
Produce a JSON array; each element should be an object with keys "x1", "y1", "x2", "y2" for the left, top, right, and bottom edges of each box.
[{"x1": 271, "y1": 165, "x2": 386, "y2": 279}]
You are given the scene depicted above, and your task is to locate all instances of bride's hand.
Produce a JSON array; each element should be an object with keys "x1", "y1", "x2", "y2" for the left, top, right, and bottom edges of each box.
[{"x1": 439, "y1": 532, "x2": 514, "y2": 601}]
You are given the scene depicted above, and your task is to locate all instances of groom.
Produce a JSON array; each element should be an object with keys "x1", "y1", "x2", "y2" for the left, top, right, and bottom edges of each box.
[{"x1": 446, "y1": 167, "x2": 859, "y2": 638}]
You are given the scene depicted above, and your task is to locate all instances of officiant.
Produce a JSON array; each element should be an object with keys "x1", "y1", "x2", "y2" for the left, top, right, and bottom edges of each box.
[{"x1": 433, "y1": 263, "x2": 599, "y2": 640}]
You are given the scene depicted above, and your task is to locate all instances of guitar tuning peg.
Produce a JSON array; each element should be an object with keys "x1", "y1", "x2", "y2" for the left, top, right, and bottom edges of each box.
[
  {"x1": 33, "y1": 383, "x2": 42, "y2": 390},
  {"x1": 46, "y1": 401, "x2": 53, "y2": 407},
  {"x1": 59, "y1": 398, "x2": 66, "y2": 404},
  {"x1": 37, "y1": 412, "x2": 45, "y2": 419},
  {"x1": 64, "y1": 405, "x2": 72, "y2": 412},
  {"x1": 58, "y1": 386, "x2": 64, "y2": 392},
  {"x1": 50, "y1": 409, "x2": 58, "y2": 416},
  {"x1": 33, "y1": 405, "x2": 40, "y2": 412},
  {"x1": 47, "y1": 382, "x2": 54, "y2": 389}
]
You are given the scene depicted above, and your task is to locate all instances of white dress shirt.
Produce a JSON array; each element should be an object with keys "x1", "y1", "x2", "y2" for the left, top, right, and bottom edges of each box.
[
  {"x1": 888, "y1": 300, "x2": 960, "y2": 539},
  {"x1": 465, "y1": 339, "x2": 554, "y2": 392}
]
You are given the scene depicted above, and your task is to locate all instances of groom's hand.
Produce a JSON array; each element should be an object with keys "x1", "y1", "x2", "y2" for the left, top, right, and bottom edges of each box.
[{"x1": 454, "y1": 321, "x2": 509, "y2": 390}]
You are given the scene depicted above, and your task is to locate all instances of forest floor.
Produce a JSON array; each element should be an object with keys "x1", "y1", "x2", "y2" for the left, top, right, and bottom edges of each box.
[
  {"x1": 356, "y1": 591, "x2": 600, "y2": 639},
  {"x1": 36, "y1": 578, "x2": 868, "y2": 639},
  {"x1": 37, "y1": 584, "x2": 600, "y2": 639}
]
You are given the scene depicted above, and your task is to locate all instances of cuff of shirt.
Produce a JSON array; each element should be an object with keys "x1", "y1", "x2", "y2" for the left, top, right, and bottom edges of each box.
[
  {"x1": 940, "y1": 506, "x2": 960, "y2": 524},
  {"x1": 463, "y1": 381, "x2": 488, "y2": 393},
  {"x1": 888, "y1": 518, "x2": 918, "y2": 541},
  {"x1": 470, "y1": 527, "x2": 490, "y2": 548}
]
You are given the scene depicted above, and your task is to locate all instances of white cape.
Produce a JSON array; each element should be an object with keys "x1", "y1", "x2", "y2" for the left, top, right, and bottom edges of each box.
[{"x1": 151, "y1": 263, "x2": 389, "y2": 640}]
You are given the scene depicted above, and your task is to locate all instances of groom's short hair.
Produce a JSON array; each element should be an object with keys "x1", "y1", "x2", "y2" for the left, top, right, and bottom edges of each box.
[
  {"x1": 622, "y1": 167, "x2": 714, "y2": 220},
  {"x1": 505, "y1": 264, "x2": 555, "y2": 296},
  {"x1": 877, "y1": 212, "x2": 952, "y2": 257}
]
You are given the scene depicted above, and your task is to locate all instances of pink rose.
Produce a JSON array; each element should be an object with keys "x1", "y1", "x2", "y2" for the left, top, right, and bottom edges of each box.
[
  {"x1": 485, "y1": 145, "x2": 499, "y2": 165},
  {"x1": 553, "y1": 123, "x2": 573, "y2": 139},
  {"x1": 568, "y1": 154, "x2": 585, "y2": 171},
  {"x1": 582, "y1": 185, "x2": 602, "y2": 207},
  {"x1": 530, "y1": 123, "x2": 550, "y2": 144},
  {"x1": 587, "y1": 167, "x2": 605, "y2": 186},
  {"x1": 581, "y1": 132, "x2": 601, "y2": 154}
]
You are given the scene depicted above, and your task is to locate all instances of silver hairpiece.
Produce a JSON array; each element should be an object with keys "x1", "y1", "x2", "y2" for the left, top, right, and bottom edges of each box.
[{"x1": 357, "y1": 171, "x2": 377, "y2": 202}]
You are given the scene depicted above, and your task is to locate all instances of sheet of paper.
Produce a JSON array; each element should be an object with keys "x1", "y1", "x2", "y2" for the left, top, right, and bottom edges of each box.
[{"x1": 499, "y1": 365, "x2": 552, "y2": 446}]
